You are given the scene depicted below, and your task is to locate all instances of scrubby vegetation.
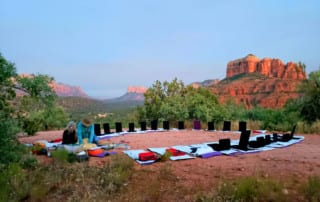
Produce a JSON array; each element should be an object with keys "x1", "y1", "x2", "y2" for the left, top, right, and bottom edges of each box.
[{"x1": 0, "y1": 155, "x2": 134, "y2": 201}]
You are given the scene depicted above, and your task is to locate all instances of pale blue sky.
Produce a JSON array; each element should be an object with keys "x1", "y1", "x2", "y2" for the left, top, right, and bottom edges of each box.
[{"x1": 1, "y1": 0, "x2": 319, "y2": 98}]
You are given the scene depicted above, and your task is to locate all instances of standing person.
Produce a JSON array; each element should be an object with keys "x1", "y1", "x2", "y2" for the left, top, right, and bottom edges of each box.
[
  {"x1": 77, "y1": 117, "x2": 98, "y2": 144},
  {"x1": 62, "y1": 121, "x2": 77, "y2": 144}
]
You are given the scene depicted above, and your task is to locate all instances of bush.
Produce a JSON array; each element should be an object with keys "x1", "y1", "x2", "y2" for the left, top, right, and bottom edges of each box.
[
  {"x1": 50, "y1": 149, "x2": 70, "y2": 164},
  {"x1": 0, "y1": 114, "x2": 26, "y2": 165},
  {"x1": 20, "y1": 154, "x2": 38, "y2": 170},
  {"x1": 0, "y1": 163, "x2": 29, "y2": 201}
]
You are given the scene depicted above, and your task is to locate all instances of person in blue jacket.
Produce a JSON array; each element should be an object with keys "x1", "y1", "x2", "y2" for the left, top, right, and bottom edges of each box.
[{"x1": 77, "y1": 117, "x2": 98, "y2": 144}]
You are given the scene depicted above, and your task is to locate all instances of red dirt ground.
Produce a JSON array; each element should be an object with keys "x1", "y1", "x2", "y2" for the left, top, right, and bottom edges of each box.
[{"x1": 19, "y1": 130, "x2": 320, "y2": 200}]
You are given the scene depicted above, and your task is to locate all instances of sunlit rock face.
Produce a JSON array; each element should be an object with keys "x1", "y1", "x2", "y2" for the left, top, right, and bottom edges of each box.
[
  {"x1": 226, "y1": 54, "x2": 306, "y2": 80},
  {"x1": 211, "y1": 55, "x2": 306, "y2": 109},
  {"x1": 127, "y1": 86, "x2": 147, "y2": 94}
]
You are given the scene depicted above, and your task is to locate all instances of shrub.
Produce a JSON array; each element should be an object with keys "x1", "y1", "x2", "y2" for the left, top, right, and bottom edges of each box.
[
  {"x1": 0, "y1": 163, "x2": 29, "y2": 201},
  {"x1": 160, "y1": 151, "x2": 172, "y2": 162},
  {"x1": 51, "y1": 149, "x2": 70, "y2": 164},
  {"x1": 20, "y1": 155, "x2": 38, "y2": 169}
]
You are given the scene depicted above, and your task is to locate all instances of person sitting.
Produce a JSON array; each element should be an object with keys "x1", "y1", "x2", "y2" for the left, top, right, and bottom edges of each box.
[
  {"x1": 62, "y1": 121, "x2": 77, "y2": 144},
  {"x1": 77, "y1": 117, "x2": 98, "y2": 144}
]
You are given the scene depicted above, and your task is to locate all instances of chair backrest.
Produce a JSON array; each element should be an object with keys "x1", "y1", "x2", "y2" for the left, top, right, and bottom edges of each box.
[
  {"x1": 273, "y1": 133, "x2": 278, "y2": 141},
  {"x1": 239, "y1": 121, "x2": 247, "y2": 132},
  {"x1": 238, "y1": 130, "x2": 251, "y2": 149},
  {"x1": 207, "y1": 121, "x2": 215, "y2": 131},
  {"x1": 281, "y1": 124, "x2": 297, "y2": 141},
  {"x1": 163, "y1": 121, "x2": 170, "y2": 130},
  {"x1": 115, "y1": 122, "x2": 122, "y2": 133},
  {"x1": 103, "y1": 123, "x2": 110, "y2": 134},
  {"x1": 178, "y1": 121, "x2": 184, "y2": 130},
  {"x1": 265, "y1": 134, "x2": 271, "y2": 144},
  {"x1": 219, "y1": 138, "x2": 231, "y2": 150},
  {"x1": 128, "y1": 122, "x2": 135, "y2": 132},
  {"x1": 290, "y1": 124, "x2": 297, "y2": 139},
  {"x1": 223, "y1": 121, "x2": 231, "y2": 131},
  {"x1": 151, "y1": 120, "x2": 158, "y2": 130},
  {"x1": 256, "y1": 136, "x2": 265, "y2": 147},
  {"x1": 140, "y1": 121, "x2": 147, "y2": 131},
  {"x1": 193, "y1": 120, "x2": 201, "y2": 130},
  {"x1": 94, "y1": 124, "x2": 101, "y2": 136}
]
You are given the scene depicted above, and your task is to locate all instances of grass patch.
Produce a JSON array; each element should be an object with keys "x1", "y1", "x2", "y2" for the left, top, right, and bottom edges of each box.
[
  {"x1": 196, "y1": 176, "x2": 287, "y2": 202},
  {"x1": 1, "y1": 153, "x2": 134, "y2": 201},
  {"x1": 304, "y1": 176, "x2": 320, "y2": 202}
]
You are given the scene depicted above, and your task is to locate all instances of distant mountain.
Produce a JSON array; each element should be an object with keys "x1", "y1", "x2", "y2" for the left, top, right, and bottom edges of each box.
[
  {"x1": 191, "y1": 79, "x2": 220, "y2": 88},
  {"x1": 18, "y1": 74, "x2": 88, "y2": 97},
  {"x1": 51, "y1": 82, "x2": 88, "y2": 97},
  {"x1": 106, "y1": 86, "x2": 147, "y2": 103}
]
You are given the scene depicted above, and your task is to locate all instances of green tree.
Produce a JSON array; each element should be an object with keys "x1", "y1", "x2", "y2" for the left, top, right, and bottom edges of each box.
[
  {"x1": 143, "y1": 80, "x2": 165, "y2": 120},
  {"x1": 140, "y1": 78, "x2": 222, "y2": 123},
  {"x1": 0, "y1": 53, "x2": 17, "y2": 113},
  {"x1": 0, "y1": 54, "x2": 26, "y2": 165},
  {"x1": 184, "y1": 86, "x2": 219, "y2": 121},
  {"x1": 299, "y1": 69, "x2": 320, "y2": 123},
  {"x1": 15, "y1": 74, "x2": 68, "y2": 134},
  {"x1": 159, "y1": 95, "x2": 189, "y2": 122},
  {"x1": 143, "y1": 78, "x2": 186, "y2": 121}
]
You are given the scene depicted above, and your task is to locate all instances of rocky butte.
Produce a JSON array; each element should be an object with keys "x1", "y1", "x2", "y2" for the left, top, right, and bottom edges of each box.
[
  {"x1": 114, "y1": 86, "x2": 147, "y2": 101},
  {"x1": 127, "y1": 86, "x2": 148, "y2": 94},
  {"x1": 210, "y1": 54, "x2": 306, "y2": 109}
]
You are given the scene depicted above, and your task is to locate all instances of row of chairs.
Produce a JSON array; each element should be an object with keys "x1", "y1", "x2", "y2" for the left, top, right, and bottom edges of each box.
[
  {"x1": 207, "y1": 125, "x2": 297, "y2": 151},
  {"x1": 94, "y1": 120, "x2": 248, "y2": 136}
]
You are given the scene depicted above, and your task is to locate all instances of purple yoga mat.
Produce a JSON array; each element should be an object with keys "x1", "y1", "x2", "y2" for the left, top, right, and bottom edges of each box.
[{"x1": 200, "y1": 151, "x2": 222, "y2": 158}]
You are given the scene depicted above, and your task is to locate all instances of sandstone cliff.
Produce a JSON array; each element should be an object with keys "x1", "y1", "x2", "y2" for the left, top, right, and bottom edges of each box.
[
  {"x1": 227, "y1": 54, "x2": 306, "y2": 80},
  {"x1": 211, "y1": 55, "x2": 307, "y2": 109},
  {"x1": 127, "y1": 86, "x2": 147, "y2": 94}
]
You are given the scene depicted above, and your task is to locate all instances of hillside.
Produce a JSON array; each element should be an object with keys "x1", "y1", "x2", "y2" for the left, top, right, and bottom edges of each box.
[
  {"x1": 57, "y1": 97, "x2": 108, "y2": 116},
  {"x1": 57, "y1": 96, "x2": 142, "y2": 121}
]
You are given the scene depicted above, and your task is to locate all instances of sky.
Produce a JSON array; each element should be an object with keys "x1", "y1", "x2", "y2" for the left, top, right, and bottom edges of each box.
[{"x1": 1, "y1": 0, "x2": 319, "y2": 99}]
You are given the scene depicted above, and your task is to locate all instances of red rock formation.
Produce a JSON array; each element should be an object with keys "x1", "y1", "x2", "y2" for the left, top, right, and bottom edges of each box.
[
  {"x1": 227, "y1": 54, "x2": 306, "y2": 80},
  {"x1": 51, "y1": 82, "x2": 88, "y2": 97},
  {"x1": 227, "y1": 54, "x2": 261, "y2": 77},
  {"x1": 211, "y1": 55, "x2": 307, "y2": 109},
  {"x1": 127, "y1": 86, "x2": 147, "y2": 94}
]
